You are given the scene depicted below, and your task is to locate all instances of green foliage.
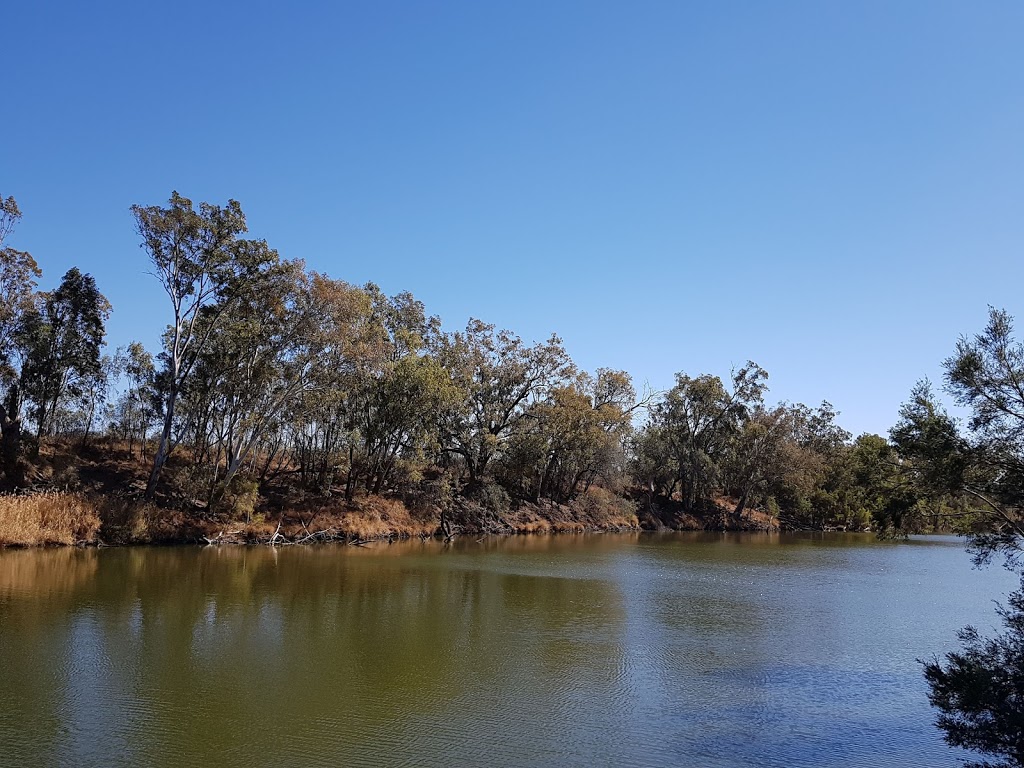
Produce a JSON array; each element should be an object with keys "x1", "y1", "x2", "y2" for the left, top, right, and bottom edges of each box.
[
  {"x1": 433, "y1": 319, "x2": 572, "y2": 487},
  {"x1": 888, "y1": 310, "x2": 1024, "y2": 567},
  {"x1": 500, "y1": 369, "x2": 636, "y2": 503},
  {"x1": 0, "y1": 251, "x2": 40, "y2": 382},
  {"x1": 656, "y1": 362, "x2": 768, "y2": 512},
  {"x1": 215, "y1": 476, "x2": 260, "y2": 522},
  {"x1": 0, "y1": 194, "x2": 39, "y2": 486},
  {"x1": 470, "y1": 480, "x2": 511, "y2": 516},
  {"x1": 18, "y1": 268, "x2": 111, "y2": 436},
  {"x1": 132, "y1": 191, "x2": 281, "y2": 498},
  {"x1": 922, "y1": 579, "x2": 1024, "y2": 768}
]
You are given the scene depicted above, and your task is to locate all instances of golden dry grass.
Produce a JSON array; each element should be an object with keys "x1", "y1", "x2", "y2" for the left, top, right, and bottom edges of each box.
[
  {"x1": 0, "y1": 492, "x2": 102, "y2": 547},
  {"x1": 336, "y1": 496, "x2": 437, "y2": 540}
]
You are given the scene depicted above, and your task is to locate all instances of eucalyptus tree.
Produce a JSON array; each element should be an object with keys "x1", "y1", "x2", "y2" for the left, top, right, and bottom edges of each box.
[
  {"x1": 652, "y1": 362, "x2": 768, "y2": 513},
  {"x1": 752, "y1": 401, "x2": 857, "y2": 527},
  {"x1": 344, "y1": 285, "x2": 456, "y2": 497},
  {"x1": 723, "y1": 404, "x2": 793, "y2": 520},
  {"x1": 504, "y1": 368, "x2": 638, "y2": 503},
  {"x1": 433, "y1": 320, "x2": 573, "y2": 489},
  {"x1": 0, "y1": 195, "x2": 39, "y2": 378},
  {"x1": 0, "y1": 192, "x2": 40, "y2": 481},
  {"x1": 18, "y1": 267, "x2": 111, "y2": 437},
  {"x1": 285, "y1": 275, "x2": 376, "y2": 493},
  {"x1": 185, "y1": 260, "x2": 335, "y2": 503},
  {"x1": 132, "y1": 192, "x2": 279, "y2": 498},
  {"x1": 630, "y1": 423, "x2": 676, "y2": 499},
  {"x1": 0, "y1": 193, "x2": 39, "y2": 484},
  {"x1": 118, "y1": 342, "x2": 157, "y2": 457},
  {"x1": 76, "y1": 353, "x2": 115, "y2": 446}
]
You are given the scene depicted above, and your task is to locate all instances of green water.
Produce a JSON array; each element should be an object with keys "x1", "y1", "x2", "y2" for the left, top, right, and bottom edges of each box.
[{"x1": 0, "y1": 533, "x2": 1016, "y2": 767}]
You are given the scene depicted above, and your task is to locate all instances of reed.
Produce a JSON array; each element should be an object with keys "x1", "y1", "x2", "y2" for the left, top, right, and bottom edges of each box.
[{"x1": 0, "y1": 492, "x2": 102, "y2": 547}]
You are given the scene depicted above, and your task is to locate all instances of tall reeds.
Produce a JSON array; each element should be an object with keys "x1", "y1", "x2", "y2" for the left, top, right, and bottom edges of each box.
[{"x1": 0, "y1": 492, "x2": 102, "y2": 547}]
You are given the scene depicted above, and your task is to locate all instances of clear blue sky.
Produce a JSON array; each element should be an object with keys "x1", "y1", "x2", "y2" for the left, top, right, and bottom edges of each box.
[{"x1": 5, "y1": 1, "x2": 1023, "y2": 437}]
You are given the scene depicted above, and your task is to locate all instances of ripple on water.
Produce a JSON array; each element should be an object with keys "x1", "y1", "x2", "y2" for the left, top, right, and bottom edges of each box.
[{"x1": 0, "y1": 535, "x2": 1015, "y2": 768}]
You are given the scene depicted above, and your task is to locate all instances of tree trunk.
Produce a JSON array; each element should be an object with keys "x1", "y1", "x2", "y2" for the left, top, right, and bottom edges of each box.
[
  {"x1": 344, "y1": 445, "x2": 355, "y2": 501},
  {"x1": 733, "y1": 490, "x2": 749, "y2": 521},
  {"x1": 145, "y1": 389, "x2": 176, "y2": 499},
  {"x1": 80, "y1": 396, "x2": 97, "y2": 449}
]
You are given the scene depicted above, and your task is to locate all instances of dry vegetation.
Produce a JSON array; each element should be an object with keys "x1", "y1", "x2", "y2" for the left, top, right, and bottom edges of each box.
[
  {"x1": 0, "y1": 492, "x2": 101, "y2": 547},
  {"x1": 0, "y1": 438, "x2": 783, "y2": 549}
]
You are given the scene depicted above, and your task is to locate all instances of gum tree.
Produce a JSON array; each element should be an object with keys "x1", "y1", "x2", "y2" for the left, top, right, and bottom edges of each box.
[
  {"x1": 0, "y1": 194, "x2": 40, "y2": 485},
  {"x1": 132, "y1": 192, "x2": 278, "y2": 498}
]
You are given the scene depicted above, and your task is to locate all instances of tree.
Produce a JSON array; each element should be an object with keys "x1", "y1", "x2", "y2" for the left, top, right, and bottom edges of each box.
[
  {"x1": 433, "y1": 320, "x2": 572, "y2": 489},
  {"x1": 76, "y1": 354, "x2": 113, "y2": 447},
  {"x1": 284, "y1": 275, "x2": 375, "y2": 494},
  {"x1": 0, "y1": 194, "x2": 40, "y2": 486},
  {"x1": 652, "y1": 362, "x2": 768, "y2": 513},
  {"x1": 116, "y1": 342, "x2": 158, "y2": 457},
  {"x1": 342, "y1": 286, "x2": 454, "y2": 497},
  {"x1": 922, "y1": 580, "x2": 1024, "y2": 768},
  {"x1": 183, "y1": 260, "x2": 321, "y2": 501},
  {"x1": 503, "y1": 369, "x2": 638, "y2": 503},
  {"x1": 18, "y1": 267, "x2": 111, "y2": 437},
  {"x1": 890, "y1": 314, "x2": 1024, "y2": 568},
  {"x1": 724, "y1": 404, "x2": 792, "y2": 520},
  {"x1": 894, "y1": 308, "x2": 1024, "y2": 767},
  {"x1": 132, "y1": 192, "x2": 278, "y2": 498}
]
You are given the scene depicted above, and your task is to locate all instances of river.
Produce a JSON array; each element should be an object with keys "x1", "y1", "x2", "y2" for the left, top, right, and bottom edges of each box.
[{"x1": 0, "y1": 533, "x2": 1016, "y2": 767}]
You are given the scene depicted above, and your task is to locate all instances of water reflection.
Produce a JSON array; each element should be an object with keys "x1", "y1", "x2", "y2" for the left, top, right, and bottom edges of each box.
[
  {"x1": 1, "y1": 542, "x2": 628, "y2": 767},
  {"x1": 0, "y1": 534, "x2": 1015, "y2": 768}
]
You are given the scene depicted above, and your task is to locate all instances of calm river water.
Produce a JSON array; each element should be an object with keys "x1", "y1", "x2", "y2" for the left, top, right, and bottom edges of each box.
[{"x1": 0, "y1": 533, "x2": 1017, "y2": 768}]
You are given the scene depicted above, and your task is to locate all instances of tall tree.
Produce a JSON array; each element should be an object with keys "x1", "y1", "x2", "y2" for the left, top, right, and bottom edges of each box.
[
  {"x1": 652, "y1": 363, "x2": 768, "y2": 513},
  {"x1": 132, "y1": 192, "x2": 278, "y2": 498},
  {"x1": 433, "y1": 320, "x2": 572, "y2": 488},
  {"x1": 19, "y1": 267, "x2": 111, "y2": 437},
  {"x1": 892, "y1": 308, "x2": 1024, "y2": 768},
  {"x1": 187, "y1": 260, "x2": 330, "y2": 502},
  {"x1": 504, "y1": 369, "x2": 638, "y2": 503},
  {"x1": 724, "y1": 404, "x2": 792, "y2": 520},
  {"x1": 0, "y1": 193, "x2": 39, "y2": 485}
]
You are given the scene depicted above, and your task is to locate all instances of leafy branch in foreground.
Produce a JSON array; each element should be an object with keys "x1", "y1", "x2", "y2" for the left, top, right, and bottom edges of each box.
[
  {"x1": 897, "y1": 308, "x2": 1024, "y2": 768},
  {"x1": 922, "y1": 579, "x2": 1024, "y2": 768}
]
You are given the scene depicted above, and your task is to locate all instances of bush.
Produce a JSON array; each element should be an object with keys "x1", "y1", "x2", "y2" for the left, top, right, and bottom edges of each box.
[
  {"x1": 471, "y1": 481, "x2": 511, "y2": 515},
  {"x1": 215, "y1": 475, "x2": 260, "y2": 521},
  {"x1": 97, "y1": 495, "x2": 161, "y2": 545},
  {"x1": 569, "y1": 486, "x2": 639, "y2": 528}
]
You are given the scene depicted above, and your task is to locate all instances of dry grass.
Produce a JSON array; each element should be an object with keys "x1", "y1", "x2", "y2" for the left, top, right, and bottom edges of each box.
[
  {"x1": 336, "y1": 496, "x2": 437, "y2": 540},
  {"x1": 0, "y1": 492, "x2": 102, "y2": 547}
]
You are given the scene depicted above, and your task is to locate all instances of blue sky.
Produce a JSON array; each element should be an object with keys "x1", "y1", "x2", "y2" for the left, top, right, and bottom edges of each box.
[{"x1": 5, "y1": 1, "x2": 1023, "y2": 437}]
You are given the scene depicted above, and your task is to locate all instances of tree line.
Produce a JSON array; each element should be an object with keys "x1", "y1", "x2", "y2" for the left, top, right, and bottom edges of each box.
[{"x1": 0, "y1": 191, "x2": 1005, "y2": 539}]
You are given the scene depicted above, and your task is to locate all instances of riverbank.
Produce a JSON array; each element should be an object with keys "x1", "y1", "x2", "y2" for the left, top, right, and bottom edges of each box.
[
  {"x1": 0, "y1": 438, "x2": 778, "y2": 548},
  {"x1": 0, "y1": 488, "x2": 777, "y2": 548}
]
